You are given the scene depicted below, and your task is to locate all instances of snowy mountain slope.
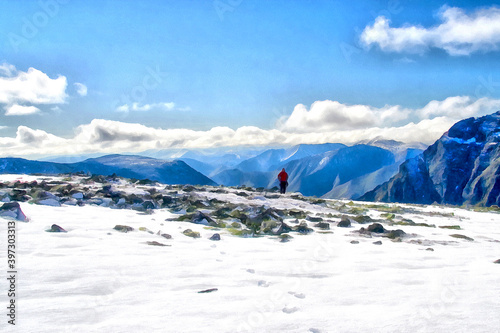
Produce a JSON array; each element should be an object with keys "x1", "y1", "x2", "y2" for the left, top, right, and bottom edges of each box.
[
  {"x1": 324, "y1": 162, "x2": 402, "y2": 199},
  {"x1": 1, "y1": 174, "x2": 499, "y2": 333},
  {"x1": 235, "y1": 143, "x2": 346, "y2": 173},
  {"x1": 360, "y1": 111, "x2": 500, "y2": 206},
  {"x1": 178, "y1": 158, "x2": 218, "y2": 178},
  {"x1": 323, "y1": 146, "x2": 423, "y2": 199},
  {"x1": 283, "y1": 144, "x2": 396, "y2": 197}
]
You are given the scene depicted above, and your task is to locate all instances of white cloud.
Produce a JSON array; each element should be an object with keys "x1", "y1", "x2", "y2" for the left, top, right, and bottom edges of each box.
[
  {"x1": 5, "y1": 104, "x2": 41, "y2": 116},
  {"x1": 0, "y1": 96, "x2": 499, "y2": 158},
  {"x1": 116, "y1": 102, "x2": 176, "y2": 113},
  {"x1": 279, "y1": 97, "x2": 500, "y2": 135},
  {"x1": 0, "y1": 63, "x2": 67, "y2": 105},
  {"x1": 417, "y1": 96, "x2": 500, "y2": 119},
  {"x1": 360, "y1": 6, "x2": 500, "y2": 55},
  {"x1": 74, "y1": 82, "x2": 88, "y2": 97},
  {"x1": 279, "y1": 100, "x2": 411, "y2": 133}
]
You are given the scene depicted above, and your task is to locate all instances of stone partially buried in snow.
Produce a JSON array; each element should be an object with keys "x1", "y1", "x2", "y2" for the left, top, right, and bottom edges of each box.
[
  {"x1": 337, "y1": 217, "x2": 352, "y2": 228},
  {"x1": 46, "y1": 224, "x2": 67, "y2": 232},
  {"x1": 183, "y1": 229, "x2": 201, "y2": 238},
  {"x1": 0, "y1": 202, "x2": 28, "y2": 221},
  {"x1": 146, "y1": 241, "x2": 170, "y2": 247},
  {"x1": 367, "y1": 223, "x2": 386, "y2": 233},
  {"x1": 314, "y1": 222, "x2": 330, "y2": 230},
  {"x1": 114, "y1": 225, "x2": 134, "y2": 233},
  {"x1": 209, "y1": 233, "x2": 221, "y2": 241},
  {"x1": 386, "y1": 229, "x2": 406, "y2": 239}
]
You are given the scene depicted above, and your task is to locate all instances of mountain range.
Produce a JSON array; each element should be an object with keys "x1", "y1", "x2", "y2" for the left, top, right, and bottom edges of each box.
[
  {"x1": 0, "y1": 155, "x2": 215, "y2": 186},
  {"x1": 3, "y1": 111, "x2": 500, "y2": 206},
  {"x1": 208, "y1": 142, "x2": 422, "y2": 199}
]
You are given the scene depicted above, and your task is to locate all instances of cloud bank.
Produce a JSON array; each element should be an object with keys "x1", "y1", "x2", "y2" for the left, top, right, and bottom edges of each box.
[
  {"x1": 1, "y1": 96, "x2": 499, "y2": 158},
  {"x1": 360, "y1": 6, "x2": 500, "y2": 55},
  {"x1": 0, "y1": 63, "x2": 68, "y2": 116}
]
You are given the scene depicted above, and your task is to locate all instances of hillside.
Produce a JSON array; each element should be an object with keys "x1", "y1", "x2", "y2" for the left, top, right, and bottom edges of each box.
[
  {"x1": 360, "y1": 111, "x2": 500, "y2": 206},
  {"x1": 0, "y1": 154, "x2": 216, "y2": 186}
]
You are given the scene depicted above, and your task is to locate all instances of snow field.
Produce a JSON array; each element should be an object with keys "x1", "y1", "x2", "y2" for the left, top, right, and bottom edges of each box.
[{"x1": 0, "y1": 179, "x2": 499, "y2": 332}]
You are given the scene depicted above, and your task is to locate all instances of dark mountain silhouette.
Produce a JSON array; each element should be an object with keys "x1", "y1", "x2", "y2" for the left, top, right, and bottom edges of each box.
[{"x1": 360, "y1": 111, "x2": 500, "y2": 206}]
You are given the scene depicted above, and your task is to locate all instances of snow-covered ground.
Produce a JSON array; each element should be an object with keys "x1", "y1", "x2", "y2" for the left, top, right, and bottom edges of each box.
[{"x1": 1, "y1": 174, "x2": 499, "y2": 333}]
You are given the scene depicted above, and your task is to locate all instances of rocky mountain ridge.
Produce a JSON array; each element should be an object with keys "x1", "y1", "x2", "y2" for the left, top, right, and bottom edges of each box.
[{"x1": 360, "y1": 111, "x2": 500, "y2": 206}]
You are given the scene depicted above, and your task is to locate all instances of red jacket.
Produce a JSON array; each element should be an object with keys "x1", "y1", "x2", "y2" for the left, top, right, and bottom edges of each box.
[{"x1": 278, "y1": 170, "x2": 288, "y2": 182}]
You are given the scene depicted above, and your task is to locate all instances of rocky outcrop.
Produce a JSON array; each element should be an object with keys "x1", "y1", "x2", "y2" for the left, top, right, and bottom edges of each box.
[{"x1": 360, "y1": 111, "x2": 500, "y2": 206}]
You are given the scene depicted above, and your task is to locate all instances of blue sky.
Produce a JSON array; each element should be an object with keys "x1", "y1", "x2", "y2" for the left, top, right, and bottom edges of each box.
[{"x1": 1, "y1": 0, "x2": 500, "y2": 157}]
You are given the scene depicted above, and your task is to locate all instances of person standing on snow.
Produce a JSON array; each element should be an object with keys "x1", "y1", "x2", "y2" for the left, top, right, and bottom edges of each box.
[{"x1": 277, "y1": 168, "x2": 288, "y2": 194}]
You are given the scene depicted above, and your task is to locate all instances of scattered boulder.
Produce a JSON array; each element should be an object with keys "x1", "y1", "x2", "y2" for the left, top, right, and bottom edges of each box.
[
  {"x1": 279, "y1": 234, "x2": 293, "y2": 243},
  {"x1": 352, "y1": 215, "x2": 375, "y2": 224},
  {"x1": 367, "y1": 223, "x2": 386, "y2": 233},
  {"x1": 306, "y1": 215, "x2": 323, "y2": 222},
  {"x1": 287, "y1": 209, "x2": 307, "y2": 219},
  {"x1": 10, "y1": 189, "x2": 30, "y2": 202},
  {"x1": 274, "y1": 222, "x2": 293, "y2": 235},
  {"x1": 198, "y1": 288, "x2": 218, "y2": 294},
  {"x1": 426, "y1": 248, "x2": 435, "y2": 251},
  {"x1": 294, "y1": 222, "x2": 313, "y2": 234},
  {"x1": 357, "y1": 227, "x2": 372, "y2": 237},
  {"x1": 160, "y1": 233, "x2": 172, "y2": 239},
  {"x1": 337, "y1": 217, "x2": 352, "y2": 228},
  {"x1": 142, "y1": 200, "x2": 156, "y2": 210},
  {"x1": 71, "y1": 192, "x2": 84, "y2": 200},
  {"x1": 350, "y1": 240, "x2": 359, "y2": 244},
  {"x1": 387, "y1": 229, "x2": 406, "y2": 239},
  {"x1": 0, "y1": 202, "x2": 28, "y2": 221},
  {"x1": 191, "y1": 211, "x2": 215, "y2": 225},
  {"x1": 314, "y1": 222, "x2": 330, "y2": 230},
  {"x1": 114, "y1": 225, "x2": 134, "y2": 233},
  {"x1": 139, "y1": 227, "x2": 152, "y2": 232},
  {"x1": 450, "y1": 234, "x2": 474, "y2": 241},
  {"x1": 146, "y1": 241, "x2": 170, "y2": 246},
  {"x1": 209, "y1": 233, "x2": 221, "y2": 241},
  {"x1": 439, "y1": 225, "x2": 461, "y2": 230},
  {"x1": 46, "y1": 224, "x2": 67, "y2": 233},
  {"x1": 494, "y1": 259, "x2": 500, "y2": 264},
  {"x1": 182, "y1": 185, "x2": 196, "y2": 192},
  {"x1": 373, "y1": 240, "x2": 383, "y2": 245},
  {"x1": 183, "y1": 229, "x2": 201, "y2": 238}
]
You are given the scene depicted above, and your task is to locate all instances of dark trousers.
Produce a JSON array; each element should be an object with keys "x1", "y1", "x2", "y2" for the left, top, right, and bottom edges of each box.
[{"x1": 280, "y1": 181, "x2": 288, "y2": 194}]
